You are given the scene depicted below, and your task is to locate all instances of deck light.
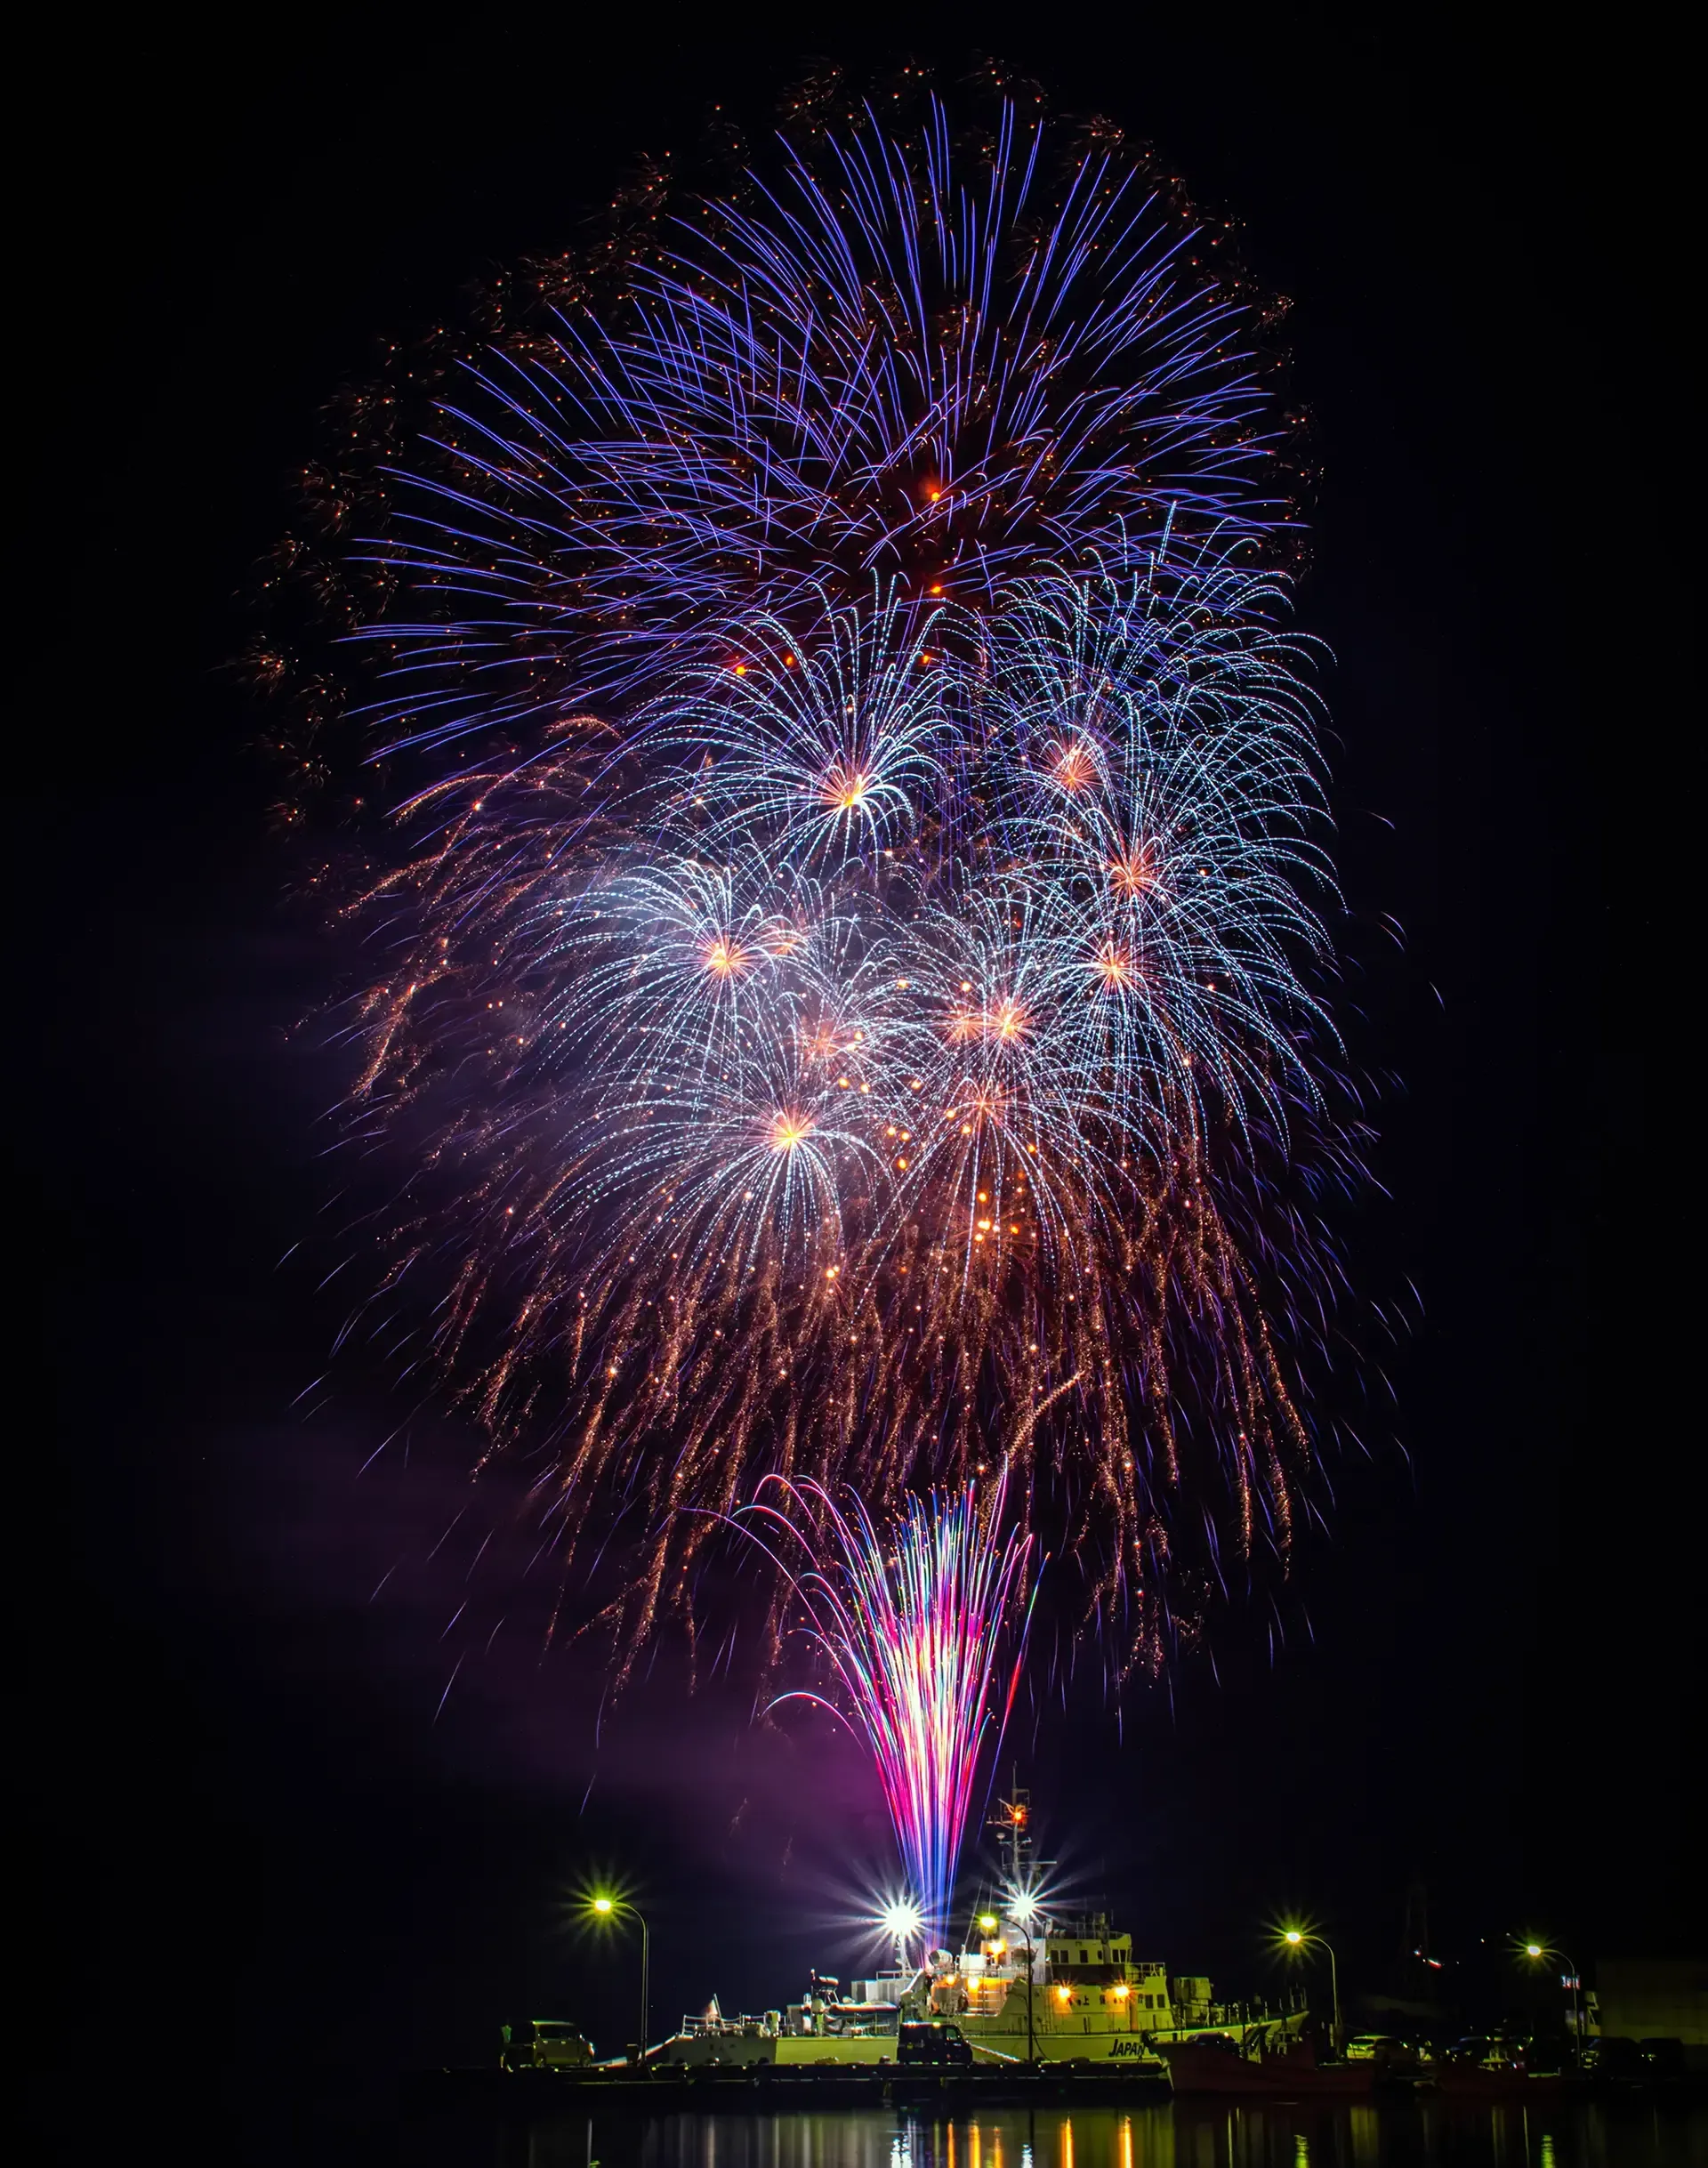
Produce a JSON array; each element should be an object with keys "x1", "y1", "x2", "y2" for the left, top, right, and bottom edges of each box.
[{"x1": 879, "y1": 1898, "x2": 922, "y2": 1937}]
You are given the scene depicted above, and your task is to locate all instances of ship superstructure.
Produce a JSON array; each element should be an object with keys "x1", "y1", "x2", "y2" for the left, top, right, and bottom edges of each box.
[
  {"x1": 661, "y1": 1922, "x2": 1292, "y2": 2067},
  {"x1": 922, "y1": 1911, "x2": 1175, "y2": 2056}
]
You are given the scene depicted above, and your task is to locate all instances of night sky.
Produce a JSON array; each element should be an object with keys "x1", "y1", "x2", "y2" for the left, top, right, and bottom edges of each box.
[{"x1": 28, "y1": 9, "x2": 1692, "y2": 2144}]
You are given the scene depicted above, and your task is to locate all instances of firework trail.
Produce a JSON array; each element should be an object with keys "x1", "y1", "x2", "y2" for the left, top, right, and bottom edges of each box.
[
  {"x1": 262, "y1": 75, "x2": 1361, "y2": 1684},
  {"x1": 748, "y1": 1477, "x2": 1036, "y2": 1944}
]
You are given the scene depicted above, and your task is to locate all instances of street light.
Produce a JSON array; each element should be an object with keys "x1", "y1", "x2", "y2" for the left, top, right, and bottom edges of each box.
[
  {"x1": 1280, "y1": 1926, "x2": 1341, "y2": 2054},
  {"x1": 1003, "y1": 1887, "x2": 1040, "y2": 2067},
  {"x1": 1522, "y1": 1937, "x2": 1585, "y2": 2068},
  {"x1": 587, "y1": 1893, "x2": 650, "y2": 2058}
]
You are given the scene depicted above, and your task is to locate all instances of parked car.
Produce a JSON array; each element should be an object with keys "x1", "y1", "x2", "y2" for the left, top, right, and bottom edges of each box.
[
  {"x1": 898, "y1": 2020, "x2": 974, "y2": 2069},
  {"x1": 1445, "y1": 2035, "x2": 1529, "y2": 2071},
  {"x1": 503, "y1": 2020, "x2": 594, "y2": 2069},
  {"x1": 1586, "y1": 2036, "x2": 1645, "y2": 2078},
  {"x1": 1344, "y1": 2035, "x2": 1424, "y2": 2071}
]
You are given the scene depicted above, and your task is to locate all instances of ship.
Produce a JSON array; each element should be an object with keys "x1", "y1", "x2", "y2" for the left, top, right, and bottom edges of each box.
[{"x1": 657, "y1": 1790, "x2": 1305, "y2": 2073}]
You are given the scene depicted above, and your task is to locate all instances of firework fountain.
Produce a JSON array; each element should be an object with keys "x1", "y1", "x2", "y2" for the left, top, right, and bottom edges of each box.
[
  {"x1": 747, "y1": 1476, "x2": 1037, "y2": 1946},
  {"x1": 265, "y1": 79, "x2": 1359, "y2": 1882}
]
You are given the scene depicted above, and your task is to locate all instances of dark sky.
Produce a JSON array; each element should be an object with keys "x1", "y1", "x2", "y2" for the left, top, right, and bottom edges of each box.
[{"x1": 28, "y1": 4, "x2": 1691, "y2": 2138}]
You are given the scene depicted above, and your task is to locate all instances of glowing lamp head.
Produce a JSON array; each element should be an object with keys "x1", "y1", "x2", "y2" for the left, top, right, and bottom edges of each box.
[
  {"x1": 1056, "y1": 1986, "x2": 1072, "y2": 2003},
  {"x1": 592, "y1": 1896, "x2": 615, "y2": 1915},
  {"x1": 1284, "y1": 1930, "x2": 1303, "y2": 1946},
  {"x1": 879, "y1": 1896, "x2": 923, "y2": 1946},
  {"x1": 1526, "y1": 1942, "x2": 1544, "y2": 1959},
  {"x1": 979, "y1": 1914, "x2": 998, "y2": 1934}
]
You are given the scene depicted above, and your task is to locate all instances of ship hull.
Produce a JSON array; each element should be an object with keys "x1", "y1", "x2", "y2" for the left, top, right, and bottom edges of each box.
[
  {"x1": 660, "y1": 2036, "x2": 898, "y2": 2067},
  {"x1": 660, "y1": 2032, "x2": 1169, "y2": 2071}
]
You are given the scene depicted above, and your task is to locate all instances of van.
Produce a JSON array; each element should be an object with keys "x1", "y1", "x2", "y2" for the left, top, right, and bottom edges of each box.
[{"x1": 898, "y1": 2020, "x2": 973, "y2": 2069}]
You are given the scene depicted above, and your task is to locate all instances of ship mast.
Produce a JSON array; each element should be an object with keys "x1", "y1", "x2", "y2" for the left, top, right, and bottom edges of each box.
[{"x1": 987, "y1": 1770, "x2": 1033, "y2": 1893}]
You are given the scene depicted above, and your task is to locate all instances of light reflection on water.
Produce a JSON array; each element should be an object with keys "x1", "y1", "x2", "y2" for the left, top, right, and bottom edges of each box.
[{"x1": 469, "y1": 2105, "x2": 1708, "y2": 2168}]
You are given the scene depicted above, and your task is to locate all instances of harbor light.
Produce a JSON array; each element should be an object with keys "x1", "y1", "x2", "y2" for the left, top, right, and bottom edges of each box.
[
  {"x1": 584, "y1": 1890, "x2": 650, "y2": 2050},
  {"x1": 1520, "y1": 1936, "x2": 1585, "y2": 2067},
  {"x1": 1277, "y1": 1922, "x2": 1341, "y2": 2051},
  {"x1": 1002, "y1": 1880, "x2": 1045, "y2": 1928},
  {"x1": 876, "y1": 1894, "x2": 923, "y2": 1962}
]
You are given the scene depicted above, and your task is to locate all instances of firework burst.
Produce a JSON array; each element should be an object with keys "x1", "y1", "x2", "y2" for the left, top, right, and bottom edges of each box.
[
  {"x1": 274, "y1": 84, "x2": 1358, "y2": 1686},
  {"x1": 338, "y1": 88, "x2": 1294, "y2": 746}
]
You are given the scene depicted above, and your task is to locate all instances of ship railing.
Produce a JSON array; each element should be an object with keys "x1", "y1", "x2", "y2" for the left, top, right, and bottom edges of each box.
[{"x1": 679, "y1": 2014, "x2": 777, "y2": 2038}]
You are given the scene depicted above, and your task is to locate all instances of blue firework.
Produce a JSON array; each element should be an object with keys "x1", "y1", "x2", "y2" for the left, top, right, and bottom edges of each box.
[
  {"x1": 353, "y1": 95, "x2": 1293, "y2": 749},
  {"x1": 292, "y1": 93, "x2": 1349, "y2": 1680}
]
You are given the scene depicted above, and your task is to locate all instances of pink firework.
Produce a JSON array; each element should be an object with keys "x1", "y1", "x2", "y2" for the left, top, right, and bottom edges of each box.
[{"x1": 749, "y1": 1474, "x2": 1037, "y2": 1943}]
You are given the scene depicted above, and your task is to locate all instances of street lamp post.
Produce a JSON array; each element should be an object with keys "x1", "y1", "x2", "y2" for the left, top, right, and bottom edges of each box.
[
  {"x1": 1021, "y1": 1922, "x2": 1036, "y2": 2066},
  {"x1": 1003, "y1": 1894, "x2": 1040, "y2": 2068},
  {"x1": 1525, "y1": 1940, "x2": 1584, "y2": 2069},
  {"x1": 1283, "y1": 1929, "x2": 1341, "y2": 2054},
  {"x1": 591, "y1": 1895, "x2": 650, "y2": 2057}
]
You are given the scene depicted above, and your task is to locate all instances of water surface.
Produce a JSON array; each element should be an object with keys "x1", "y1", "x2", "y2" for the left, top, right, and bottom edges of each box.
[{"x1": 375, "y1": 2101, "x2": 1704, "y2": 2168}]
